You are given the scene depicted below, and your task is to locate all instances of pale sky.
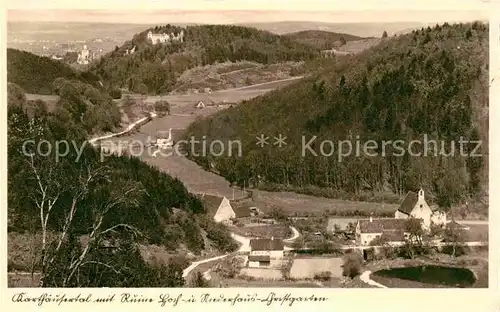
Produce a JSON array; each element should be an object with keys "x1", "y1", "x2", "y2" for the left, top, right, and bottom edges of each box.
[{"x1": 6, "y1": 0, "x2": 489, "y2": 24}]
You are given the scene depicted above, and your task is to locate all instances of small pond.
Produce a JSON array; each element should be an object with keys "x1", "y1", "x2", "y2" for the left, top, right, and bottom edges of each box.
[{"x1": 372, "y1": 265, "x2": 476, "y2": 288}]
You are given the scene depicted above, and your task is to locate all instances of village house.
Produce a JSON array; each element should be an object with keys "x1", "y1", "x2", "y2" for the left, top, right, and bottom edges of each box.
[
  {"x1": 248, "y1": 237, "x2": 284, "y2": 268},
  {"x1": 395, "y1": 188, "x2": 447, "y2": 229},
  {"x1": 200, "y1": 194, "x2": 251, "y2": 224},
  {"x1": 355, "y1": 217, "x2": 409, "y2": 246},
  {"x1": 195, "y1": 97, "x2": 215, "y2": 109},
  {"x1": 355, "y1": 188, "x2": 453, "y2": 246},
  {"x1": 155, "y1": 129, "x2": 173, "y2": 149}
]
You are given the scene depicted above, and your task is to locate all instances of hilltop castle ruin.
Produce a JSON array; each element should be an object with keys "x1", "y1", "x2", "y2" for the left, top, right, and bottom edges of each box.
[{"x1": 147, "y1": 30, "x2": 185, "y2": 45}]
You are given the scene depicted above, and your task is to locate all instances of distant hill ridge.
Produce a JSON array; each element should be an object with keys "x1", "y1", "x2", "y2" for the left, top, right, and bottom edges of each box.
[{"x1": 283, "y1": 30, "x2": 366, "y2": 50}]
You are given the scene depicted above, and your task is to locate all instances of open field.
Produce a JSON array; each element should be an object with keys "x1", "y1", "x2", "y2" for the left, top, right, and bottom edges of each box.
[
  {"x1": 240, "y1": 268, "x2": 283, "y2": 280},
  {"x1": 25, "y1": 93, "x2": 60, "y2": 111},
  {"x1": 464, "y1": 224, "x2": 488, "y2": 242},
  {"x1": 174, "y1": 61, "x2": 302, "y2": 93},
  {"x1": 290, "y1": 257, "x2": 343, "y2": 279},
  {"x1": 253, "y1": 190, "x2": 398, "y2": 217},
  {"x1": 336, "y1": 38, "x2": 382, "y2": 54}
]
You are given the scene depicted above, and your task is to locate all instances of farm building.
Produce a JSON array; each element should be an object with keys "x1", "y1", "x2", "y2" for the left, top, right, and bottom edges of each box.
[
  {"x1": 195, "y1": 97, "x2": 215, "y2": 109},
  {"x1": 201, "y1": 194, "x2": 235, "y2": 224},
  {"x1": 155, "y1": 129, "x2": 173, "y2": 149},
  {"x1": 217, "y1": 100, "x2": 236, "y2": 108},
  {"x1": 230, "y1": 201, "x2": 258, "y2": 218},
  {"x1": 355, "y1": 217, "x2": 409, "y2": 246},
  {"x1": 248, "y1": 238, "x2": 284, "y2": 268},
  {"x1": 195, "y1": 101, "x2": 206, "y2": 109},
  {"x1": 395, "y1": 188, "x2": 447, "y2": 229},
  {"x1": 200, "y1": 194, "x2": 251, "y2": 224}
]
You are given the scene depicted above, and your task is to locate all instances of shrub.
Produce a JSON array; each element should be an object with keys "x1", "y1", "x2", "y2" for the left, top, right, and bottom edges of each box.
[
  {"x1": 342, "y1": 252, "x2": 363, "y2": 278},
  {"x1": 313, "y1": 271, "x2": 332, "y2": 281},
  {"x1": 377, "y1": 246, "x2": 398, "y2": 260},
  {"x1": 364, "y1": 247, "x2": 376, "y2": 261},
  {"x1": 188, "y1": 272, "x2": 210, "y2": 287},
  {"x1": 109, "y1": 88, "x2": 122, "y2": 99},
  {"x1": 369, "y1": 235, "x2": 389, "y2": 246},
  {"x1": 154, "y1": 100, "x2": 170, "y2": 115}
]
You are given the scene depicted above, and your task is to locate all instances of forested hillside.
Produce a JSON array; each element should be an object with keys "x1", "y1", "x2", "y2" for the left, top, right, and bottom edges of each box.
[
  {"x1": 7, "y1": 83, "x2": 237, "y2": 287},
  {"x1": 90, "y1": 24, "x2": 319, "y2": 94},
  {"x1": 7, "y1": 48, "x2": 101, "y2": 94},
  {"x1": 184, "y1": 22, "x2": 489, "y2": 212},
  {"x1": 283, "y1": 30, "x2": 365, "y2": 50}
]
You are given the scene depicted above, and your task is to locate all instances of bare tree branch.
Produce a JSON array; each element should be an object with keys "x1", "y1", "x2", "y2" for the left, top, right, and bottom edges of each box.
[{"x1": 80, "y1": 261, "x2": 121, "y2": 274}]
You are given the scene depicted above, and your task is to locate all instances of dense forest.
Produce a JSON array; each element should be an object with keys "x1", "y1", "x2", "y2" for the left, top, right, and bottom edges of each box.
[
  {"x1": 283, "y1": 30, "x2": 365, "y2": 50},
  {"x1": 90, "y1": 24, "x2": 319, "y2": 94},
  {"x1": 7, "y1": 83, "x2": 236, "y2": 287},
  {"x1": 7, "y1": 48, "x2": 101, "y2": 94},
  {"x1": 184, "y1": 22, "x2": 489, "y2": 211}
]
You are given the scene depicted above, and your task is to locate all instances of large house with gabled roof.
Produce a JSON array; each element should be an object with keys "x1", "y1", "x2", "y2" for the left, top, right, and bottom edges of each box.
[{"x1": 200, "y1": 194, "x2": 251, "y2": 224}]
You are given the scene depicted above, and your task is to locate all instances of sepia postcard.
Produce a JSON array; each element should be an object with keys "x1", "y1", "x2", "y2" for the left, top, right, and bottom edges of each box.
[{"x1": 1, "y1": 0, "x2": 499, "y2": 311}]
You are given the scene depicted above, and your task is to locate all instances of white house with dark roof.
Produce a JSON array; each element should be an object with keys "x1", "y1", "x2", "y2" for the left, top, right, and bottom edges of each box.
[
  {"x1": 195, "y1": 101, "x2": 206, "y2": 109},
  {"x1": 155, "y1": 129, "x2": 173, "y2": 149},
  {"x1": 355, "y1": 217, "x2": 409, "y2": 246},
  {"x1": 201, "y1": 194, "x2": 235, "y2": 224},
  {"x1": 248, "y1": 238, "x2": 284, "y2": 268},
  {"x1": 395, "y1": 188, "x2": 446, "y2": 229},
  {"x1": 200, "y1": 194, "x2": 251, "y2": 224}
]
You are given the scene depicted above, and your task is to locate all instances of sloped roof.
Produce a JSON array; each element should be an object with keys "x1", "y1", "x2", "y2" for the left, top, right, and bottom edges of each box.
[
  {"x1": 447, "y1": 221, "x2": 470, "y2": 230},
  {"x1": 380, "y1": 230, "x2": 405, "y2": 242},
  {"x1": 156, "y1": 130, "x2": 171, "y2": 139},
  {"x1": 397, "y1": 191, "x2": 419, "y2": 215},
  {"x1": 234, "y1": 207, "x2": 251, "y2": 218},
  {"x1": 248, "y1": 255, "x2": 270, "y2": 262},
  {"x1": 250, "y1": 238, "x2": 284, "y2": 251},
  {"x1": 231, "y1": 201, "x2": 252, "y2": 218},
  {"x1": 200, "y1": 194, "x2": 224, "y2": 217},
  {"x1": 358, "y1": 218, "x2": 407, "y2": 233}
]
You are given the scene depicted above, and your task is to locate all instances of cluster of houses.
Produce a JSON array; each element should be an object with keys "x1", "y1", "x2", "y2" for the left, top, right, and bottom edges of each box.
[
  {"x1": 147, "y1": 30, "x2": 185, "y2": 45},
  {"x1": 200, "y1": 194, "x2": 286, "y2": 268},
  {"x1": 355, "y1": 189, "x2": 466, "y2": 246},
  {"x1": 199, "y1": 188, "x2": 468, "y2": 270}
]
